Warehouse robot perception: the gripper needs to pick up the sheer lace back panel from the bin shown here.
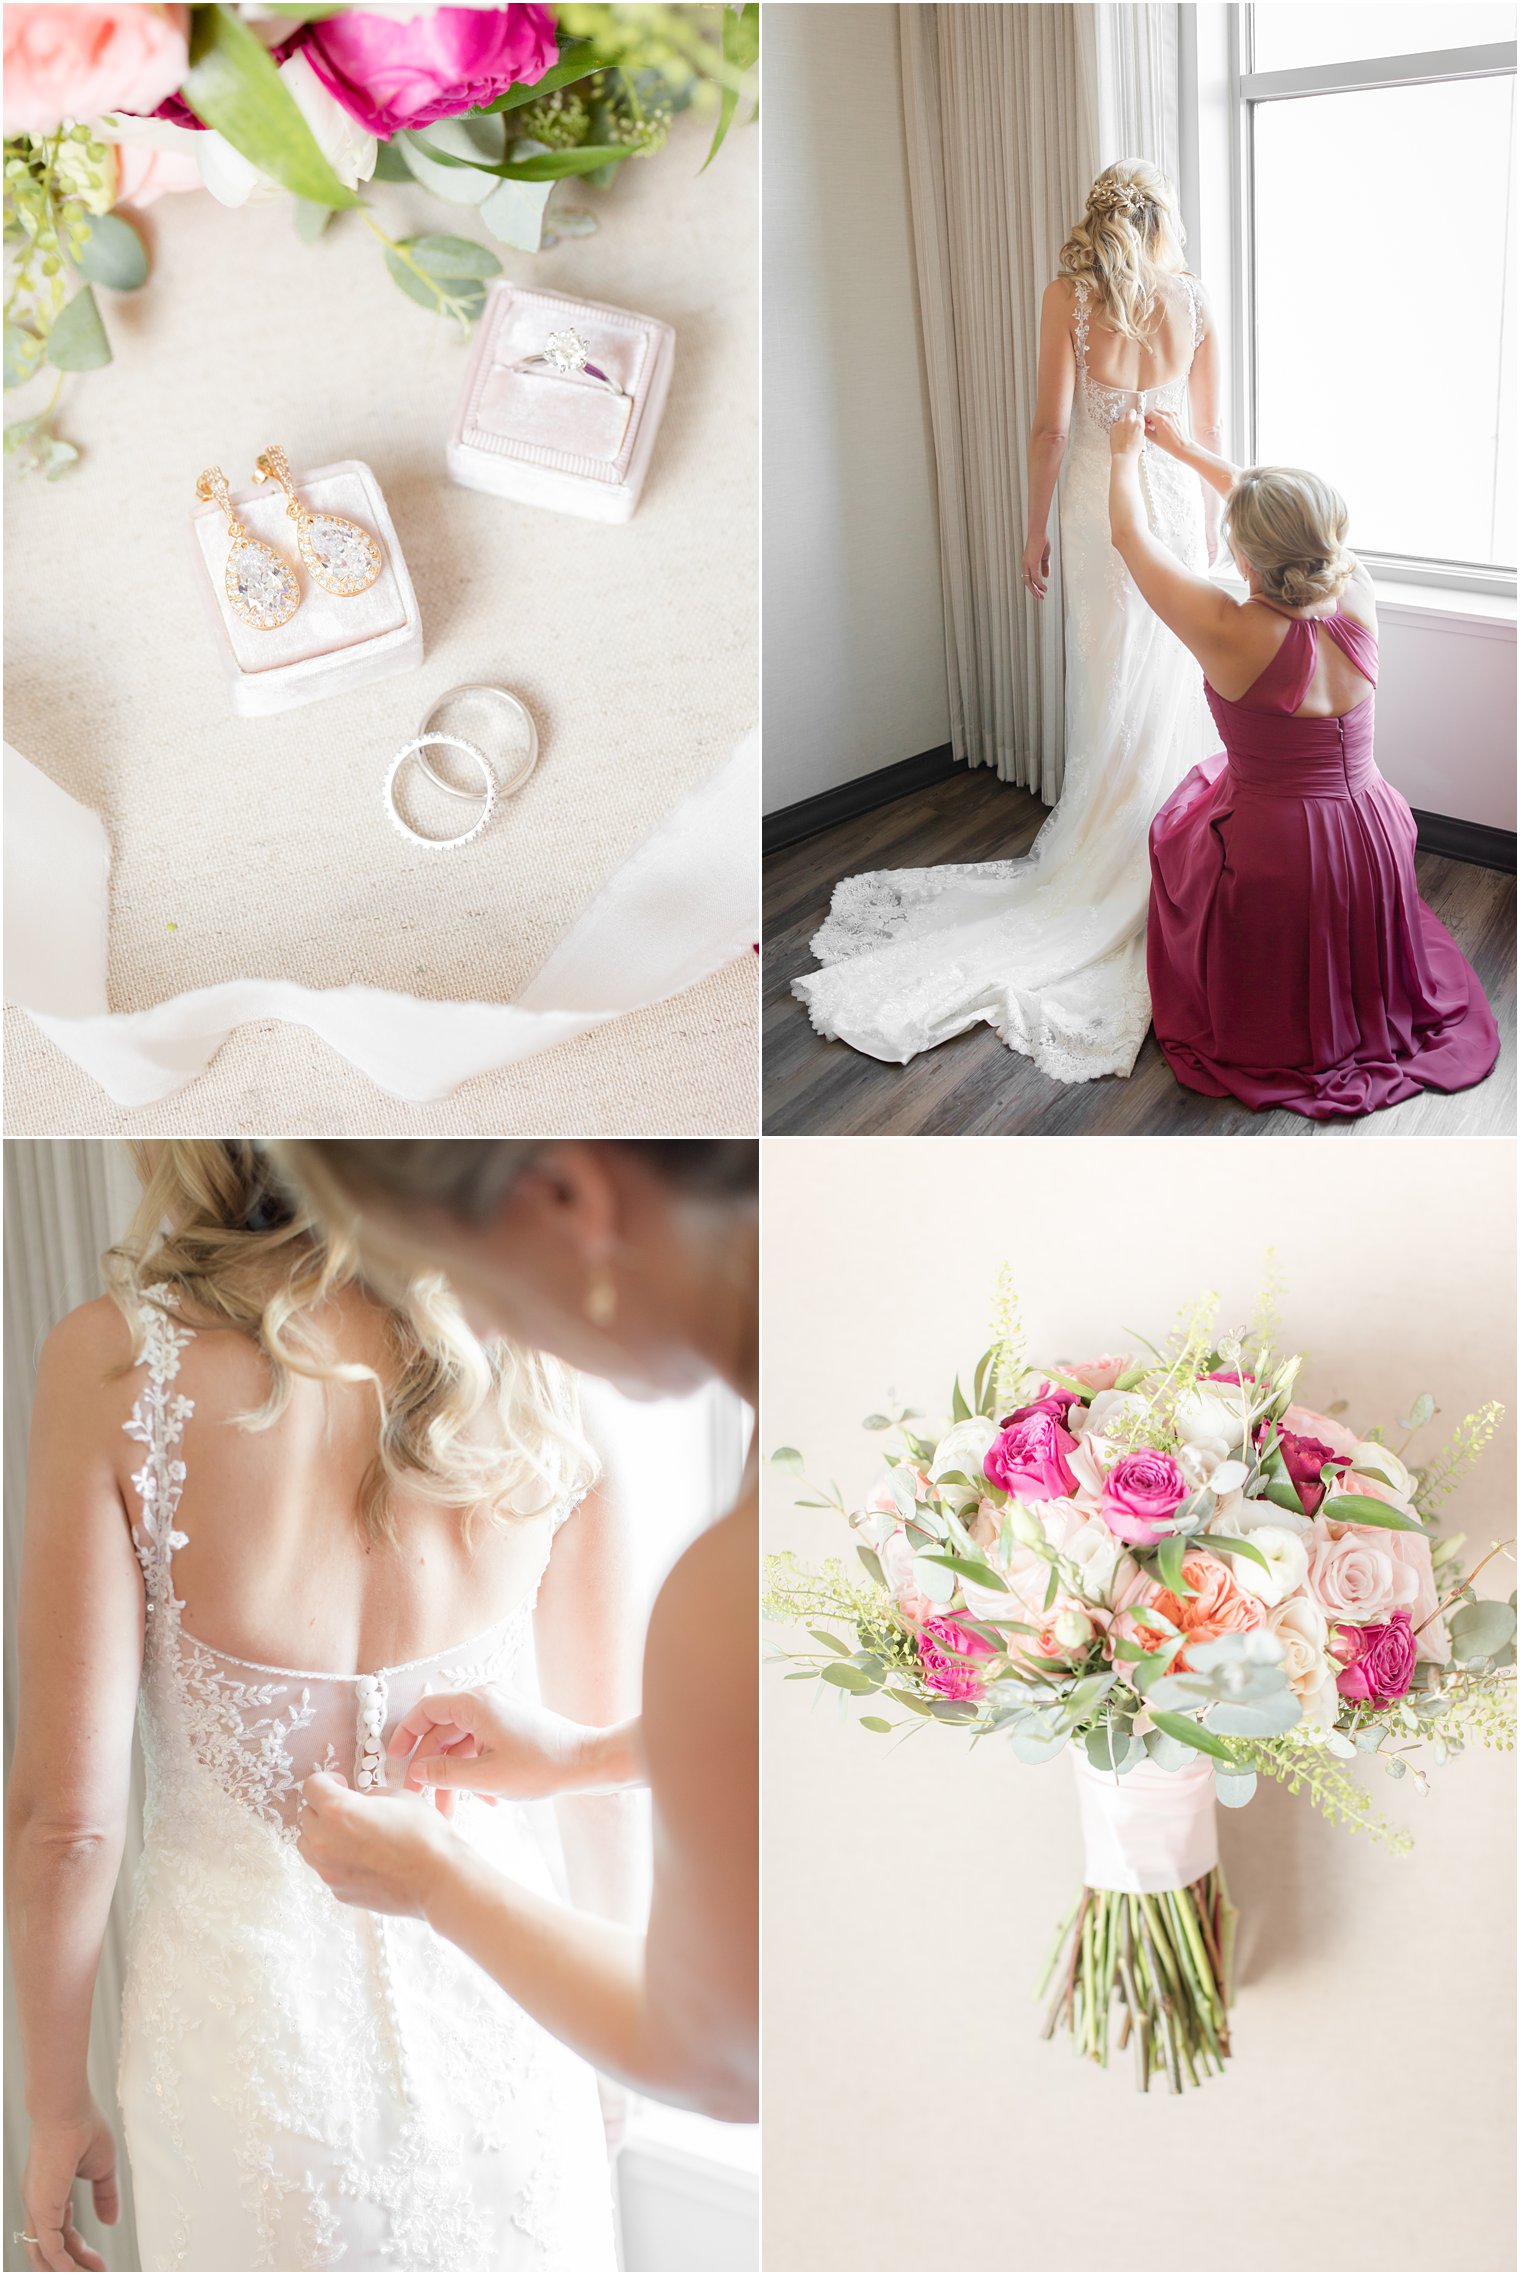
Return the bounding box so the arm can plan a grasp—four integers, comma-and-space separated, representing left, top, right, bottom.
127, 1290, 550, 1835
1072, 274, 1201, 430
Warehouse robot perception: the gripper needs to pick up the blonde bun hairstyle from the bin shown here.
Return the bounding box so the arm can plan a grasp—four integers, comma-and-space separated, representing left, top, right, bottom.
1227, 467, 1356, 610
1058, 159, 1188, 343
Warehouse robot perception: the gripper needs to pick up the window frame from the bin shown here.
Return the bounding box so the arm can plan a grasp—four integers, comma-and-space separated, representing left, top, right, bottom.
1228, 8, 1518, 596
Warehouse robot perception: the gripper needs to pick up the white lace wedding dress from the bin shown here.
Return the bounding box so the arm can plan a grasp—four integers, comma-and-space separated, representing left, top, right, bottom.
793, 275, 1214, 1083
114, 1293, 617, 2273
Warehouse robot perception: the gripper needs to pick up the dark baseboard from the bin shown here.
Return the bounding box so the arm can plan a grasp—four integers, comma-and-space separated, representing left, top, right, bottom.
766, 747, 1518, 879
1410, 809, 1516, 874
763, 744, 958, 855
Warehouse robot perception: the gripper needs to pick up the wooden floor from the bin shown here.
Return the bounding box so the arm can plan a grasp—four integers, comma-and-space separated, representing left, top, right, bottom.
763, 769, 1517, 1137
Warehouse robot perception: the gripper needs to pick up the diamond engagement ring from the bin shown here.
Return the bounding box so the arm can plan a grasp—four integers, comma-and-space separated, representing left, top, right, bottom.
510, 327, 624, 396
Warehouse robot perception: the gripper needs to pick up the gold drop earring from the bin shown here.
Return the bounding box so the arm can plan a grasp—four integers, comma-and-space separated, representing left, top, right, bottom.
253, 443, 384, 598
585, 1264, 618, 1329
196, 465, 301, 630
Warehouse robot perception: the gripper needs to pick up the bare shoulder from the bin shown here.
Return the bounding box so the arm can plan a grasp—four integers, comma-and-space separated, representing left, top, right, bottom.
1044, 273, 1080, 315
37, 1293, 134, 1395
644, 1492, 756, 1743
30, 1296, 140, 1485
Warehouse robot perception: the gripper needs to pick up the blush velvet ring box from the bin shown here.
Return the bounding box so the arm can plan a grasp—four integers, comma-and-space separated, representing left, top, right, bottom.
189, 459, 423, 718
447, 281, 675, 523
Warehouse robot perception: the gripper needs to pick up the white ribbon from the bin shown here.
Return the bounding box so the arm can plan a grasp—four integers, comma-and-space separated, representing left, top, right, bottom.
4, 732, 757, 1108
1070, 1752, 1219, 1894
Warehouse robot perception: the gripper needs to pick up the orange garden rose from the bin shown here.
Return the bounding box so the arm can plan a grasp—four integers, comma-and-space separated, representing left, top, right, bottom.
1149, 1548, 1266, 1665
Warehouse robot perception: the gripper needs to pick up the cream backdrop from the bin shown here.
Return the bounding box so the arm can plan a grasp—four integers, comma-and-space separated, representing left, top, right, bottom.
3, 111, 756, 1136
762, 1137, 1517, 2275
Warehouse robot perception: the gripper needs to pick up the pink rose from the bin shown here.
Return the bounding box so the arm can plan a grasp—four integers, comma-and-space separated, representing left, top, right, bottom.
1058, 1354, 1133, 1393
1151, 1550, 1267, 1665
917, 1616, 995, 1702
984, 1409, 1078, 1502
1272, 1427, 1348, 1518
1003, 1388, 1082, 1427
3, 4, 189, 137
113, 139, 200, 206
302, 5, 557, 138
876, 1528, 938, 1627
1097, 1450, 1188, 1548
1305, 1519, 1415, 1626
1325, 1489, 1446, 1659
1335, 1610, 1417, 1703
1281, 1402, 1361, 1462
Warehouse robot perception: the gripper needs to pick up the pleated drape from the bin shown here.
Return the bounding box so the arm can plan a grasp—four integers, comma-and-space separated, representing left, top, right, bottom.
4, 1143, 144, 2273
899, 4, 1180, 800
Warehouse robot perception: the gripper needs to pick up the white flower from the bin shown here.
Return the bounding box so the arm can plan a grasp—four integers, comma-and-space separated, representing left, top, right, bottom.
1346, 1440, 1418, 1505
1228, 1493, 1314, 1539
1221, 1521, 1309, 1607
1070, 1388, 1148, 1440
1173, 1384, 1251, 1459
195, 51, 377, 207
929, 1417, 997, 1511
1267, 1597, 1339, 1727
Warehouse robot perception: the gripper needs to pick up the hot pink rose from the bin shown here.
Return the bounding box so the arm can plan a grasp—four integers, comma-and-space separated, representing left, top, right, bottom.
983, 1409, 1078, 1502
1097, 1450, 1188, 1548
1151, 1550, 1267, 1665
1323, 1491, 1447, 1659
3, 4, 189, 137
1272, 1427, 1348, 1518
1002, 1387, 1082, 1427
917, 1616, 995, 1702
1058, 1354, 1133, 1393
1281, 1402, 1361, 1462
302, 5, 557, 138
1335, 1609, 1417, 1703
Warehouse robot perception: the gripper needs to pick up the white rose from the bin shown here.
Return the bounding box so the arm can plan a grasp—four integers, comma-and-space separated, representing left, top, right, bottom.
1223, 1521, 1309, 1607
929, 1417, 998, 1511
1228, 1493, 1314, 1539
1173, 1385, 1250, 1458
1071, 1389, 1148, 1440
1055, 1512, 1126, 1606
1269, 1597, 1339, 1726
195, 51, 378, 207
1346, 1440, 1418, 1505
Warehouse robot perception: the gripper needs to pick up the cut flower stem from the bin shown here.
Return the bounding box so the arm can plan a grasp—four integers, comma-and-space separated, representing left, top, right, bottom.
1037, 1868, 1236, 2092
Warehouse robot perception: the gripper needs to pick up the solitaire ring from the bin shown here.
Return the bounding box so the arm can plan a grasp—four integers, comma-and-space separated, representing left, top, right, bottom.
510, 327, 624, 397
384, 733, 495, 850
418, 683, 540, 800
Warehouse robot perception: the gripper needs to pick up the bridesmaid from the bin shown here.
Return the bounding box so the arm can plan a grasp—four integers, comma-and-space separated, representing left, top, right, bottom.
1106, 408, 1499, 1119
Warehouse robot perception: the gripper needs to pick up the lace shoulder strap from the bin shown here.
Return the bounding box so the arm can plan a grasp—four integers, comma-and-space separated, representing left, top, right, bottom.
1184, 273, 1204, 351
1071, 276, 1091, 371
123, 1285, 195, 1600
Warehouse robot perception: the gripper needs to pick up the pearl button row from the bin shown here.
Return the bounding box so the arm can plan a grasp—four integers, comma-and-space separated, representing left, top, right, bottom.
355, 1671, 389, 1791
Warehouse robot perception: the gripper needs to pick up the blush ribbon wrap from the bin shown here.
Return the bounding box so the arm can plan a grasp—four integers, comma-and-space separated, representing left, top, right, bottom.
1070, 1753, 1219, 1895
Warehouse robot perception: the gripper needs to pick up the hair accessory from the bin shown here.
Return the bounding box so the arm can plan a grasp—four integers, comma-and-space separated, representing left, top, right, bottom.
195, 465, 301, 630
509, 326, 626, 399
383, 734, 496, 850
1090, 179, 1141, 217
585, 1265, 618, 1328
416, 682, 540, 801
253, 443, 384, 598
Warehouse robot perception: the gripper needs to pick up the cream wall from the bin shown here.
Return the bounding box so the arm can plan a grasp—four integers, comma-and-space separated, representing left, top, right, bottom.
762, 1136, 1517, 2274
762, 3, 951, 814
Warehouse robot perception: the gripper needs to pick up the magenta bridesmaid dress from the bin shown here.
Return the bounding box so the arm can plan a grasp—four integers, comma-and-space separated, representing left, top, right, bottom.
1146, 607, 1500, 1118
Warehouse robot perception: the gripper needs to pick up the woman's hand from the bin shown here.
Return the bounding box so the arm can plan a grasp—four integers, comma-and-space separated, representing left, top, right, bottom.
1142, 407, 1188, 458
1020, 533, 1052, 600
1109, 406, 1146, 460
297, 1774, 455, 1918
21, 2106, 118, 2274
388, 1684, 587, 1806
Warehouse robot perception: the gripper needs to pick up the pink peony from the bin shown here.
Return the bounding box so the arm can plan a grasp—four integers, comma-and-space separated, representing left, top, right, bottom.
917, 1616, 995, 1701
302, 5, 557, 138
1281, 1402, 1361, 1462
1097, 1450, 1189, 1548
1058, 1354, 1133, 1393
3, 4, 189, 137
983, 1409, 1078, 1502
1272, 1427, 1348, 1518
1335, 1609, 1417, 1703
1150, 1550, 1267, 1664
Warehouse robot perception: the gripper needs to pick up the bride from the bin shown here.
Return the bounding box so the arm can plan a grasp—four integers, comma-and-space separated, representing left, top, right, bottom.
794, 159, 1221, 1084
7, 1143, 627, 2272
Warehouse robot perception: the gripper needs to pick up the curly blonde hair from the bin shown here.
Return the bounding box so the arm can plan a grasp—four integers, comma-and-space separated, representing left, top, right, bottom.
1227, 467, 1357, 610
105, 1141, 596, 1546
1058, 158, 1189, 345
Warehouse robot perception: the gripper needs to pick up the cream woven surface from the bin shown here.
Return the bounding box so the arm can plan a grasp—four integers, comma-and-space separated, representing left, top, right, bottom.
3, 112, 757, 1136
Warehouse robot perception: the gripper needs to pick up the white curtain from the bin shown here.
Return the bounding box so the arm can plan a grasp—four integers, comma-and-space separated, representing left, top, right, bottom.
4, 1141, 144, 2273
899, 3, 1181, 799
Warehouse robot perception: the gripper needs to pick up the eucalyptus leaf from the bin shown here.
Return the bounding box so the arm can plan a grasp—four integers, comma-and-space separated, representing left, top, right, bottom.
370, 139, 414, 182
807, 1630, 853, 1658
860, 1717, 893, 1734
820, 1662, 880, 1694
46, 288, 111, 373
1143, 1726, 1196, 1771
411, 135, 630, 182
1205, 1692, 1301, 1738
293, 199, 333, 244
862, 1415, 892, 1432
1012, 1728, 1069, 1765
770, 1448, 803, 1474
182, 4, 360, 207
911, 1553, 957, 1607
855, 1545, 886, 1591
397, 116, 507, 206
3, 322, 42, 390
1448, 1598, 1517, 1662
1398, 1393, 1436, 1432
1213, 1768, 1257, 1808
75, 211, 149, 290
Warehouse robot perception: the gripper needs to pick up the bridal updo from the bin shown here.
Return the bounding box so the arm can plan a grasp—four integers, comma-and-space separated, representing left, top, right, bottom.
1059, 159, 1188, 344
106, 1141, 595, 1544
1227, 467, 1357, 610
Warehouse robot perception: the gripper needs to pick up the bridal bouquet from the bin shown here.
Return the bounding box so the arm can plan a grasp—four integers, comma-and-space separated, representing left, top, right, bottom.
3, 1, 757, 475
764, 1278, 1515, 2093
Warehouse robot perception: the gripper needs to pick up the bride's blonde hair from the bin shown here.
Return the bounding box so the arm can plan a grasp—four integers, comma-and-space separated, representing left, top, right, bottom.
105, 1141, 595, 1545
1227, 467, 1357, 610
1059, 159, 1188, 344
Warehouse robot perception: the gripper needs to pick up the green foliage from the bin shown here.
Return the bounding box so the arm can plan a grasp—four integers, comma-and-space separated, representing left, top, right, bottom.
1414, 1403, 1505, 1519
1245, 1734, 1414, 1854
182, 4, 360, 207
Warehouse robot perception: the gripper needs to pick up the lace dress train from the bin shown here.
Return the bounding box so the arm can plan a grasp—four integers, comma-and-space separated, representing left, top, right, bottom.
115, 1295, 618, 2273
793, 276, 1215, 1083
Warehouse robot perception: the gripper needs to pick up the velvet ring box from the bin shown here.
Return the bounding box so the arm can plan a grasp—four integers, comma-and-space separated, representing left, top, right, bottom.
189, 459, 422, 718
447, 281, 675, 523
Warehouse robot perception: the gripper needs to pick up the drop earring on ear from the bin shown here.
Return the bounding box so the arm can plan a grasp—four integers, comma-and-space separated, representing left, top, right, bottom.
585, 1265, 618, 1329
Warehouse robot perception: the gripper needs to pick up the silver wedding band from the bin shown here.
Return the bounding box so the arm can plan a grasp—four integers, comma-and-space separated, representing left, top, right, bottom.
384, 734, 496, 850
418, 684, 539, 800
383, 686, 540, 851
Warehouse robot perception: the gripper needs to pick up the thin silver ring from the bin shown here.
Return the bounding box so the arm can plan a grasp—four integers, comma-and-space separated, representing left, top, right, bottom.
384, 733, 494, 850
418, 684, 539, 800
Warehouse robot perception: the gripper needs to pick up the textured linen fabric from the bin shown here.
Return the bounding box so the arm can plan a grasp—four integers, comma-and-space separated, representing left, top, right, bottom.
3, 113, 757, 1135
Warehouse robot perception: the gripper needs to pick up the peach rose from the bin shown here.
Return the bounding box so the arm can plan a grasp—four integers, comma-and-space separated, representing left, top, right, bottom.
3, 5, 189, 138
1149, 1548, 1266, 1666
1058, 1354, 1134, 1393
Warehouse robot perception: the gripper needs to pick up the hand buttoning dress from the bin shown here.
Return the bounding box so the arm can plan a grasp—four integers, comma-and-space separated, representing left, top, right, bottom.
792, 276, 1215, 1082
114, 1292, 618, 2273
1146, 605, 1500, 1116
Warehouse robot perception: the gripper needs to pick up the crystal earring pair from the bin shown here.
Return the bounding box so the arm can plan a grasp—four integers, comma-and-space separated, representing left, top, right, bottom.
195, 446, 385, 631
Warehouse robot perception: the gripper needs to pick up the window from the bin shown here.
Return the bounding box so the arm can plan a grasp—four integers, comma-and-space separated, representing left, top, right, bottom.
1237, 4, 1516, 587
